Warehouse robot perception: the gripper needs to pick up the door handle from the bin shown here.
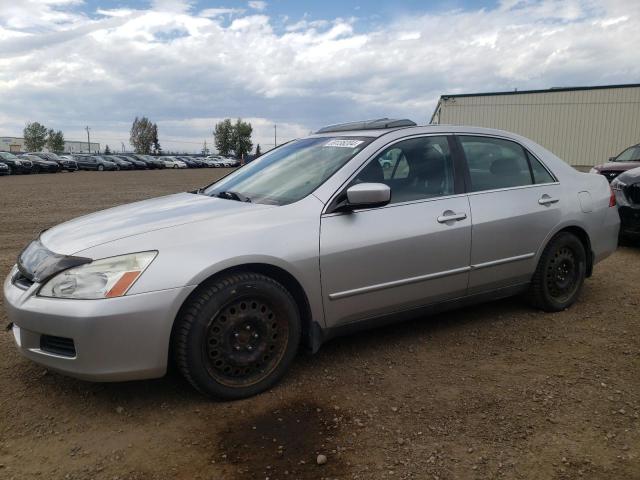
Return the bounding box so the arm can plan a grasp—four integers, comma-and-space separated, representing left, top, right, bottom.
437, 211, 467, 223
538, 195, 559, 206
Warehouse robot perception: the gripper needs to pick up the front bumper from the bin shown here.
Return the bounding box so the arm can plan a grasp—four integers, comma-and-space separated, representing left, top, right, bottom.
14, 165, 32, 173
62, 162, 78, 171
3, 270, 196, 381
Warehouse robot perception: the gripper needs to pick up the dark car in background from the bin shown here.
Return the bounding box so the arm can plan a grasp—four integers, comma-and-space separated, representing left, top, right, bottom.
131, 154, 165, 169
590, 143, 640, 182
0, 162, 9, 175
0, 152, 32, 174
116, 155, 147, 169
72, 154, 118, 171
30, 152, 78, 172
101, 155, 134, 170
175, 156, 198, 168
611, 166, 640, 239
19, 154, 59, 173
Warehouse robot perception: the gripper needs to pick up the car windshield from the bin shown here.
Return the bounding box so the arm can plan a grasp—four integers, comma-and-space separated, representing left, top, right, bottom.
202, 136, 372, 205
615, 146, 640, 162
1, 152, 18, 160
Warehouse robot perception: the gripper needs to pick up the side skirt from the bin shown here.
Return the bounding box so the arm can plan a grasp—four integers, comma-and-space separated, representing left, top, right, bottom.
308, 283, 529, 353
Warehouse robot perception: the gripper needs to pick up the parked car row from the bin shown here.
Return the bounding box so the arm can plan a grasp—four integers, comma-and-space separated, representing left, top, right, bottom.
0, 152, 240, 175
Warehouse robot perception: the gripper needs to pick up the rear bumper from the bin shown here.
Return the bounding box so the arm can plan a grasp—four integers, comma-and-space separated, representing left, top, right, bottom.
591, 205, 620, 264
3, 269, 196, 381
619, 206, 640, 235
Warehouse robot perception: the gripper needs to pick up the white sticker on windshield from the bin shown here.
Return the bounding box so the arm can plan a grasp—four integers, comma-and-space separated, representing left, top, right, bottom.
324, 139, 364, 148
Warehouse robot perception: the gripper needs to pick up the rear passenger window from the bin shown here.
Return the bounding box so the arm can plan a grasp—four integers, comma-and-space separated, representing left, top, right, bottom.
459, 136, 533, 192
527, 152, 555, 184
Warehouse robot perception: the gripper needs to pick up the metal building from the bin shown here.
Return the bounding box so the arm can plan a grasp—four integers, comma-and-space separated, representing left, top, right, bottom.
0, 136, 100, 154
430, 83, 640, 169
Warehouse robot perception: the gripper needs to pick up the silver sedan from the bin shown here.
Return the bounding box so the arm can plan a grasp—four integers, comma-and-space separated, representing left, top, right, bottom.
4, 119, 619, 399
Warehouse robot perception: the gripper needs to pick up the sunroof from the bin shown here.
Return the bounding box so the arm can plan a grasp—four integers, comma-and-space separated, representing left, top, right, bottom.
316, 118, 417, 134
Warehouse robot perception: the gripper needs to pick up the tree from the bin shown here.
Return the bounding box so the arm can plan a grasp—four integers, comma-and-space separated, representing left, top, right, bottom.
129, 116, 155, 154
232, 118, 253, 159
255, 144, 261, 157
213, 119, 234, 156
104, 145, 111, 155
152, 123, 162, 155
23, 122, 48, 152
46, 129, 65, 153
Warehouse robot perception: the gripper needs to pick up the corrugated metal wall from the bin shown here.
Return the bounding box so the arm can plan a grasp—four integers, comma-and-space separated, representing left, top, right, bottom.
433, 86, 640, 167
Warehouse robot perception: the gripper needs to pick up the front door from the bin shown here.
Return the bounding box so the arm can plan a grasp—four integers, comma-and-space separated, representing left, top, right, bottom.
320, 135, 472, 328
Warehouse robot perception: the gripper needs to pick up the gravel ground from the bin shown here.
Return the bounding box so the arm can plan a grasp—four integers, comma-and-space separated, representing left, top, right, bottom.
0, 170, 638, 480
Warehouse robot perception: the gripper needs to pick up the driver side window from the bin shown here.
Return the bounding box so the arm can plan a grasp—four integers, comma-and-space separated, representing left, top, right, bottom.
351, 136, 455, 205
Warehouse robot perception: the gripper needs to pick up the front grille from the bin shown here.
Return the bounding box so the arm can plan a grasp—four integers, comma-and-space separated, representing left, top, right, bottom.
625, 184, 640, 205
600, 170, 621, 182
40, 335, 76, 357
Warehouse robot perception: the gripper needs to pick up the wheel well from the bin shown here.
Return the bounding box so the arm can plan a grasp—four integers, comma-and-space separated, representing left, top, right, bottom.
557, 226, 593, 277
171, 263, 315, 355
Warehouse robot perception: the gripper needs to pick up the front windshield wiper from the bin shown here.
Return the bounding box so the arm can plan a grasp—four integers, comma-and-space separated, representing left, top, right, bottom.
216, 191, 252, 203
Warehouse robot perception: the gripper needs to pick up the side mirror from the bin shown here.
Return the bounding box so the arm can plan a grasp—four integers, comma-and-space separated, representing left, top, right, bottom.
345, 183, 391, 209
608, 157, 616, 162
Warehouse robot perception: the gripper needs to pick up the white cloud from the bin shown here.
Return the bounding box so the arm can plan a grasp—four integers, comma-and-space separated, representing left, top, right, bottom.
248, 1, 267, 11
0, 0, 639, 152
200, 8, 245, 18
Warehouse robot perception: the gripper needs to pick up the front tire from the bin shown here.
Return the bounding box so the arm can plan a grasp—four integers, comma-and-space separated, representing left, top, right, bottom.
527, 232, 586, 312
97, 164, 104, 171
173, 272, 301, 400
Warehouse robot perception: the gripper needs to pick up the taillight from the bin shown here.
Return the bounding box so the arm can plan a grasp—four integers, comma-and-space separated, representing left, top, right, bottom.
609, 185, 616, 207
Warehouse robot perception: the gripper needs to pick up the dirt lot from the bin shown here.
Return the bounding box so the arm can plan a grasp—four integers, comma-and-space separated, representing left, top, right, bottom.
0, 170, 639, 480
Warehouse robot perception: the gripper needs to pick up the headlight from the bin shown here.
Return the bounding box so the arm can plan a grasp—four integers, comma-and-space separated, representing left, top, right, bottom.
39, 251, 157, 299
589, 167, 598, 174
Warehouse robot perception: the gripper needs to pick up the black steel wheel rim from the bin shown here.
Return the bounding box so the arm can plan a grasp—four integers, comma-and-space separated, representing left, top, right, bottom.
202, 296, 289, 387
546, 246, 580, 302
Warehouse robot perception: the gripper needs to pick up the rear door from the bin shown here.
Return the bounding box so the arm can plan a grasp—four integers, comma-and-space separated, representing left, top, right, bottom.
456, 135, 562, 293
320, 135, 472, 328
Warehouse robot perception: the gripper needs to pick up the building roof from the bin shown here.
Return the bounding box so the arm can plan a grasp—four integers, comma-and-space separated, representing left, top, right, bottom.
438, 82, 640, 100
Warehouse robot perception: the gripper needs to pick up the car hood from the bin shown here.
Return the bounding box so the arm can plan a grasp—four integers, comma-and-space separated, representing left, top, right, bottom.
40, 192, 275, 255
594, 161, 640, 172
616, 166, 640, 184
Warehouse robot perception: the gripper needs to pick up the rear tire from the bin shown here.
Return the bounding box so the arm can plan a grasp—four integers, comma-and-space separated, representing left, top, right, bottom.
526, 232, 586, 312
173, 272, 301, 400
97, 164, 104, 171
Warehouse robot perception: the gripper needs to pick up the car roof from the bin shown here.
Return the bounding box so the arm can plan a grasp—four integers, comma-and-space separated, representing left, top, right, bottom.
308, 123, 540, 140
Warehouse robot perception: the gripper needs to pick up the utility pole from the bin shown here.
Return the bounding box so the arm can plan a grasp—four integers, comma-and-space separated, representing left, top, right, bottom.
274, 124, 277, 148
121, 142, 125, 153
85, 126, 91, 153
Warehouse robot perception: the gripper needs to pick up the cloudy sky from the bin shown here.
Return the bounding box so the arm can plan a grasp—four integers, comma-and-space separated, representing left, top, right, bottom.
0, 0, 638, 153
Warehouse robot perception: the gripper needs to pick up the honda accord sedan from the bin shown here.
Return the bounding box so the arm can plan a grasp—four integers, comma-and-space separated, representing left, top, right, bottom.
4, 119, 619, 400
